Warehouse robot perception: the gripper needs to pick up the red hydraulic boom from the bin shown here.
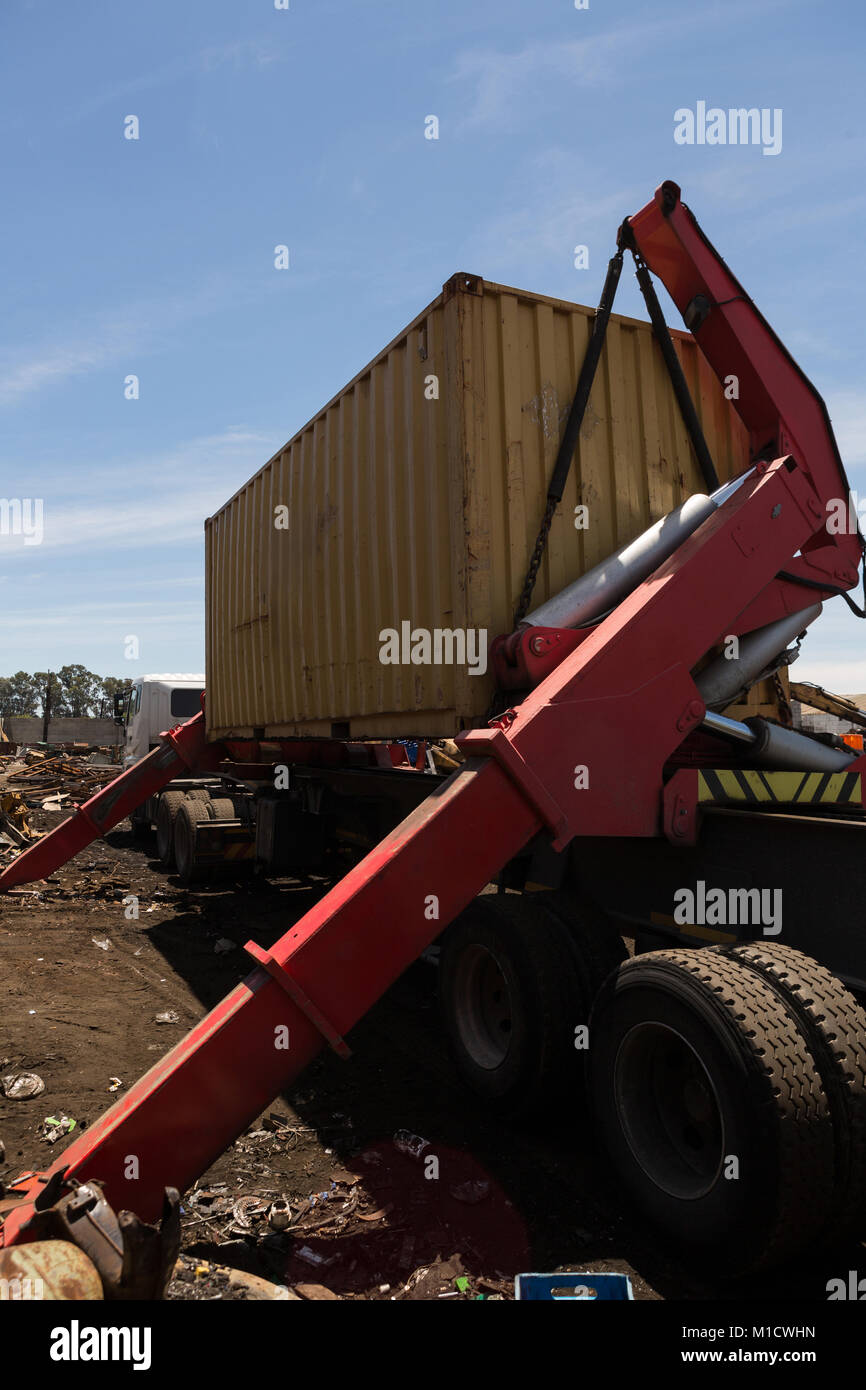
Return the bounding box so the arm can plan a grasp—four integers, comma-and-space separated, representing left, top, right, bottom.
3, 183, 863, 1289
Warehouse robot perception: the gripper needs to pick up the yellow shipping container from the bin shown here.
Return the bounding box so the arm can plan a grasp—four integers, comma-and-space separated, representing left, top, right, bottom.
205, 272, 752, 742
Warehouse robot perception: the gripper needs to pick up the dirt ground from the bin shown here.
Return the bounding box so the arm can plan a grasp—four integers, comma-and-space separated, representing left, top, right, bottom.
1, 810, 862, 1302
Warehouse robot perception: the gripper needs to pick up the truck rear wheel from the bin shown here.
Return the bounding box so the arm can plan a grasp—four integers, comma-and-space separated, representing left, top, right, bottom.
716, 942, 866, 1240
155, 791, 187, 867
439, 891, 624, 1117
173, 799, 212, 884
588, 949, 835, 1271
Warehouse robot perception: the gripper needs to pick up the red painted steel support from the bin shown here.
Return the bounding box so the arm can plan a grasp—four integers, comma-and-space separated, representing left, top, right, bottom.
0, 713, 223, 891
2, 756, 540, 1235
2, 185, 861, 1248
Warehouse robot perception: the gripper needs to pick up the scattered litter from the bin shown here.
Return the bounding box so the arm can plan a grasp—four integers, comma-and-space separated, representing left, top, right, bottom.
449, 1178, 490, 1204
357, 1206, 390, 1223
228, 1268, 297, 1300
154, 1010, 180, 1025
229, 1196, 268, 1232
296, 1245, 333, 1268
402, 1255, 466, 1301
42, 1115, 76, 1144
268, 1198, 292, 1231
108, 1076, 122, 1092
379, 1283, 391, 1294
1, 1071, 45, 1100
91, 936, 111, 951
0, 792, 32, 844
393, 1129, 431, 1161
290, 1185, 359, 1235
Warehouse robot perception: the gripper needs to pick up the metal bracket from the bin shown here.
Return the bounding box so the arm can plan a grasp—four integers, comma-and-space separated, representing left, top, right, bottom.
245, 941, 352, 1059
457, 721, 572, 850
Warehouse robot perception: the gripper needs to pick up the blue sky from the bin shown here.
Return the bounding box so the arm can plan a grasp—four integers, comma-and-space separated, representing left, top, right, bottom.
0, 0, 864, 690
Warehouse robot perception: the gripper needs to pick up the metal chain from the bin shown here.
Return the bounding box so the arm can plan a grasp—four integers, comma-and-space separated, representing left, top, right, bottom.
513, 495, 559, 627
773, 670, 794, 729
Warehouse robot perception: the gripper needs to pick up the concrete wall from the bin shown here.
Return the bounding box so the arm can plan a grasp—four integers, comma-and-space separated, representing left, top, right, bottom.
791, 701, 861, 737
2, 716, 122, 746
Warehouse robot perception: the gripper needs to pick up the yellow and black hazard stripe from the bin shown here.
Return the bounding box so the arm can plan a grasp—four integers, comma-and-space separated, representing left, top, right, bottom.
696, 768, 862, 807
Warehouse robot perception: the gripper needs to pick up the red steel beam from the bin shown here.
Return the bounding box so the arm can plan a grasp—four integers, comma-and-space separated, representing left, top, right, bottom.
0, 713, 222, 891
2, 756, 539, 1235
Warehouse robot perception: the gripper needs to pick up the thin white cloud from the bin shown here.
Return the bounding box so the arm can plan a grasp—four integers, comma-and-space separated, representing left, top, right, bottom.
71, 39, 284, 122
796, 658, 866, 696
461, 155, 639, 274
199, 39, 282, 71
448, 0, 798, 132
827, 390, 866, 470
0, 600, 203, 632
0, 427, 280, 557
0, 281, 233, 406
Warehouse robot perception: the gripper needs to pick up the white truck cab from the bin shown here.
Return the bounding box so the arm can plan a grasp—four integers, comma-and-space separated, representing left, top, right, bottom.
115, 674, 205, 768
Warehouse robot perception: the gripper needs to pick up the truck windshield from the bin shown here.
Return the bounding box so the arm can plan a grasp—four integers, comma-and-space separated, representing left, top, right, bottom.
170, 688, 204, 718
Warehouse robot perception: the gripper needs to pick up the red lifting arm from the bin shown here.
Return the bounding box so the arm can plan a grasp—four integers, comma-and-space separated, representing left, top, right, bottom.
4, 185, 862, 1255
0, 712, 223, 891
623, 180, 863, 632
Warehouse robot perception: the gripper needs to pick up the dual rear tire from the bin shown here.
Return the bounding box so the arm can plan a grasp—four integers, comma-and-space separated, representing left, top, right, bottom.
439, 893, 866, 1271
587, 946, 863, 1270
155, 790, 239, 878
439, 891, 625, 1117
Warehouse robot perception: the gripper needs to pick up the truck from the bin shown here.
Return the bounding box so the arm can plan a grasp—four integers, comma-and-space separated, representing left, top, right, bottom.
2, 180, 865, 1298
114, 675, 206, 770
112, 674, 218, 861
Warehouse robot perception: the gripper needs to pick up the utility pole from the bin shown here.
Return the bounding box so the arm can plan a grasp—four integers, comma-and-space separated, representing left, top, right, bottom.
42, 671, 52, 745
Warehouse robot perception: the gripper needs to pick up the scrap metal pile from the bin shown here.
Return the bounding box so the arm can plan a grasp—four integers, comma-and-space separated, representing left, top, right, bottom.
0, 749, 118, 858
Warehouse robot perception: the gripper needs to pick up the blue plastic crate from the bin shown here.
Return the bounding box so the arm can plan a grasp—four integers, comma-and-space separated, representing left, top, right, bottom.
515, 1272, 634, 1301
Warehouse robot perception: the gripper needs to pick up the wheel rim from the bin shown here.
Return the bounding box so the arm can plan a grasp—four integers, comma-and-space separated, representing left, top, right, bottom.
453, 943, 513, 1070
614, 1022, 725, 1200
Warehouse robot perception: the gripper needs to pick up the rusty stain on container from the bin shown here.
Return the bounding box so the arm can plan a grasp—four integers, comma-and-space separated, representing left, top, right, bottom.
205, 274, 752, 741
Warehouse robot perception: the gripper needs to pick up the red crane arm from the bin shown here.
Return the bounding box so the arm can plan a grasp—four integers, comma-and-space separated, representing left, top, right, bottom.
624, 181, 863, 628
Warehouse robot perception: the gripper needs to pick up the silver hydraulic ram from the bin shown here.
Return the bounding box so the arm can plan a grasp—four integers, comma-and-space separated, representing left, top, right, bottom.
702, 710, 856, 773
695, 603, 822, 710
522, 469, 755, 631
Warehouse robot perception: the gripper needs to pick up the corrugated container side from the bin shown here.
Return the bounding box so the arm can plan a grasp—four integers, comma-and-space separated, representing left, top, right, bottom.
205, 276, 752, 741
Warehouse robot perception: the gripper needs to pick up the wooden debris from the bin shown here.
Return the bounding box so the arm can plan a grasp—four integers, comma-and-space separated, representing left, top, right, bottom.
0, 749, 116, 804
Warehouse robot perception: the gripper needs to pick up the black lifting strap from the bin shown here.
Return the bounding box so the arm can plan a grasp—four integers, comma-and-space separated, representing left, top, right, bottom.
513, 232, 722, 627
513, 246, 625, 626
